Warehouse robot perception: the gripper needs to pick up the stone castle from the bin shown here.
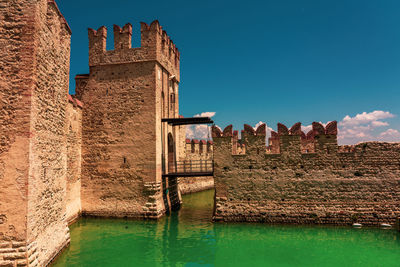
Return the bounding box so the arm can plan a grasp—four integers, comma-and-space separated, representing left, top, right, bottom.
1, 1, 399, 266
212, 123, 400, 224
0, 0, 211, 265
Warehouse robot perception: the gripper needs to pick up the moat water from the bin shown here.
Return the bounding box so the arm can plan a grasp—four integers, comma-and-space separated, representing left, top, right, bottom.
53, 189, 400, 266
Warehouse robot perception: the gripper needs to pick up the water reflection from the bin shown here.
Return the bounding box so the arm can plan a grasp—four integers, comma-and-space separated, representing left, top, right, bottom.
53, 190, 400, 267
158, 190, 216, 266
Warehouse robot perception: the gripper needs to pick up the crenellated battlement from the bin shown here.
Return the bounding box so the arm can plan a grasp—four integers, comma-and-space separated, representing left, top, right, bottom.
185, 139, 213, 156
88, 21, 180, 81
88, 26, 107, 64
113, 23, 132, 50
47, 0, 72, 34
213, 121, 400, 224
140, 21, 180, 60
212, 121, 339, 156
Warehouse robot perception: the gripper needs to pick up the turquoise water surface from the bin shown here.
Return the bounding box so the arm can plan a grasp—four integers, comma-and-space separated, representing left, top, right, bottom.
53, 190, 400, 266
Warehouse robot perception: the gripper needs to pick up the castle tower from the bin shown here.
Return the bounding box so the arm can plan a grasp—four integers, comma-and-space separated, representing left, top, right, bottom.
76, 21, 181, 218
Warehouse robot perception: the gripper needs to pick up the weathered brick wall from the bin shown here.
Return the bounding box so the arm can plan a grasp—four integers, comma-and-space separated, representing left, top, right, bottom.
178, 139, 214, 194
0, 1, 34, 265
176, 125, 186, 160
212, 122, 400, 226
26, 1, 71, 265
80, 21, 180, 219
80, 60, 158, 218
66, 96, 82, 224
0, 0, 71, 266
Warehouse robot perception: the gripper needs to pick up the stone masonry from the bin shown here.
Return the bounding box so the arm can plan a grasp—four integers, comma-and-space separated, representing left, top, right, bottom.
66, 96, 83, 225
75, 20, 181, 219
2, 0, 400, 266
212, 122, 400, 225
1, 0, 186, 265
178, 139, 214, 195
0, 0, 72, 266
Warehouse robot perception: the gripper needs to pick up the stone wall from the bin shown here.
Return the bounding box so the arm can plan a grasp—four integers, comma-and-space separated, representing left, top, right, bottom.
79, 21, 180, 219
27, 1, 71, 265
0, 0, 34, 264
66, 96, 83, 224
178, 139, 214, 194
0, 0, 72, 266
176, 123, 187, 161
179, 176, 214, 195
212, 122, 400, 226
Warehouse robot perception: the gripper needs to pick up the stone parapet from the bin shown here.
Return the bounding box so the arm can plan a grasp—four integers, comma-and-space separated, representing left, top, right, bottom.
88, 21, 179, 81
177, 139, 214, 194
212, 123, 400, 225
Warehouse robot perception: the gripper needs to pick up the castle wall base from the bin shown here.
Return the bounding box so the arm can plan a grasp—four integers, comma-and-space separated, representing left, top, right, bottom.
212, 124, 400, 226
0, 230, 70, 267
214, 200, 400, 226
179, 177, 214, 195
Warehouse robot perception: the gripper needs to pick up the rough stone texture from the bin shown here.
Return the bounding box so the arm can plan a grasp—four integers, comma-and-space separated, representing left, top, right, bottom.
26, 1, 71, 265
213, 122, 400, 226
179, 177, 214, 195
0, 2, 190, 264
66, 96, 82, 224
0, 0, 71, 266
178, 139, 214, 195
79, 21, 181, 219
0, 1, 32, 264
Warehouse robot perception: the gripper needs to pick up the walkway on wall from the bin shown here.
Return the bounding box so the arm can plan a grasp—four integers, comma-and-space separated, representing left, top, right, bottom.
162, 116, 214, 213
162, 160, 214, 178
162, 116, 214, 179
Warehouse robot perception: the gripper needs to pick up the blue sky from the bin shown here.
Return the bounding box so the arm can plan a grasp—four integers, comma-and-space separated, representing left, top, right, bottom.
58, 0, 400, 144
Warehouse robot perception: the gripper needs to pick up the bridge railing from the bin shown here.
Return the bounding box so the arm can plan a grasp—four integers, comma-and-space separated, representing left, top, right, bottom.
168, 159, 214, 174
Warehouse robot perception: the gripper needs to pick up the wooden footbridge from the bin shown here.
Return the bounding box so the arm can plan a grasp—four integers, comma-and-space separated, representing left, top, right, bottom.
161, 116, 214, 212
162, 116, 214, 178
163, 160, 214, 178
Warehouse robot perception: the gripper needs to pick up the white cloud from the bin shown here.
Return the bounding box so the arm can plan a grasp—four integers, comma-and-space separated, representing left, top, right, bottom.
301, 124, 312, 133
380, 128, 400, 137
371, 121, 389, 127
356, 132, 366, 138
186, 112, 215, 139
186, 124, 211, 139
378, 129, 400, 142
338, 110, 398, 144
186, 125, 195, 139
339, 111, 394, 126
194, 112, 216, 118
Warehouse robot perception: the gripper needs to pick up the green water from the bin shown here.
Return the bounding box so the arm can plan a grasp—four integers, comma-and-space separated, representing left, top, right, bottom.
54, 190, 400, 266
